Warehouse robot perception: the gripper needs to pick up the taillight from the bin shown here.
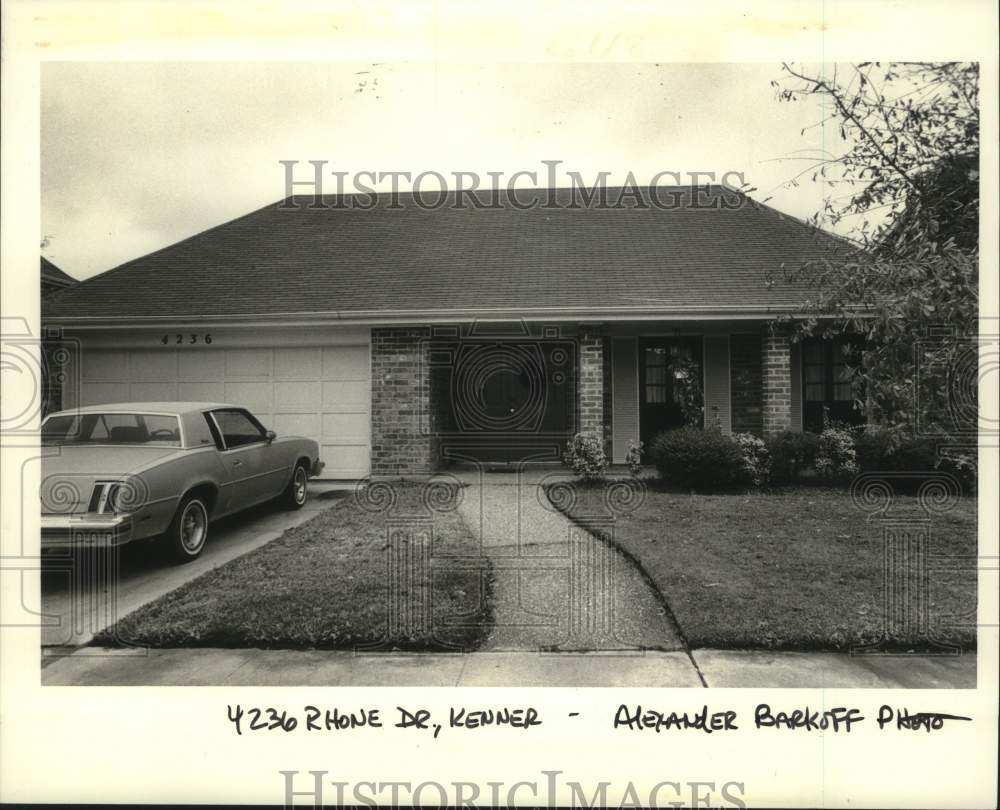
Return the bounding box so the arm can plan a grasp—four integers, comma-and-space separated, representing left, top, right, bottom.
89, 482, 122, 514
88, 477, 147, 515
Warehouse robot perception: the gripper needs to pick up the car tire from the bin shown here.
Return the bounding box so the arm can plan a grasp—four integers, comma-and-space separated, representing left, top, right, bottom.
166, 494, 210, 562
282, 462, 309, 510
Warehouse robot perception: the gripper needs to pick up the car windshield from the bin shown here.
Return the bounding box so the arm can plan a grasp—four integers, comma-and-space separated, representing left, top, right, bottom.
42, 413, 182, 446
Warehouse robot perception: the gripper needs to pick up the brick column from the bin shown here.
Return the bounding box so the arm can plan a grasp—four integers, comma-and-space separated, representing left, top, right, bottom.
761, 326, 792, 436
371, 327, 435, 476
578, 326, 605, 437
601, 336, 613, 452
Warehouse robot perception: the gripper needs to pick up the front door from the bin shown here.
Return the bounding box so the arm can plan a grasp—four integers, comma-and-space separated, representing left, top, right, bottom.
639, 337, 703, 446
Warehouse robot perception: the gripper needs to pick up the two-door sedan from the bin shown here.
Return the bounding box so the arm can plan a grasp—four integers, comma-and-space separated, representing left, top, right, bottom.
40, 402, 324, 561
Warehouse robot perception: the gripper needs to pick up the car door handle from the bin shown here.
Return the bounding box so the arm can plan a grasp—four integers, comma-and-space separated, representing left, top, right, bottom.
232, 460, 243, 468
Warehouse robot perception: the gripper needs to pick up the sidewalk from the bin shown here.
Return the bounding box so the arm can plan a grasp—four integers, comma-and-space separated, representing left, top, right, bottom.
42, 645, 976, 687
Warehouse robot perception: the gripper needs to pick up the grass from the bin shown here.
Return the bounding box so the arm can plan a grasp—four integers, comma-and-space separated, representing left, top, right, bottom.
549, 483, 977, 652
96, 484, 493, 651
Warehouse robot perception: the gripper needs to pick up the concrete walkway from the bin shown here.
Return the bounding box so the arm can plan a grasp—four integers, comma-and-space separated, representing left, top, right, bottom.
40, 483, 348, 650
453, 468, 681, 652
42, 646, 976, 687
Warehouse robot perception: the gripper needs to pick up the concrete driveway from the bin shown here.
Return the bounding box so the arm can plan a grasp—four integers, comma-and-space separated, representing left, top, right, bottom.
40, 483, 347, 652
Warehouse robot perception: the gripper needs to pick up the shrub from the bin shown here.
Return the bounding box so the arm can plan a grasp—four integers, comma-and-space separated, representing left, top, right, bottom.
648, 426, 745, 490
893, 435, 939, 471
562, 432, 608, 482
766, 430, 821, 483
733, 432, 772, 487
854, 425, 977, 493
852, 425, 899, 472
624, 439, 644, 477
854, 425, 943, 471
815, 423, 859, 481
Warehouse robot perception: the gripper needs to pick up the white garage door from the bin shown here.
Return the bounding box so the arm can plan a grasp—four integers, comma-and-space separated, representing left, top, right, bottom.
75, 343, 370, 479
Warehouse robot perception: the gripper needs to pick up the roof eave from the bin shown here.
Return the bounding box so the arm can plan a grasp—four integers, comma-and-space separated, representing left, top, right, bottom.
42, 305, 875, 329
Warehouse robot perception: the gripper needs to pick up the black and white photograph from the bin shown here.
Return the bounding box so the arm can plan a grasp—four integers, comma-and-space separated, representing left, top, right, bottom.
2, 2, 997, 807
33, 59, 984, 687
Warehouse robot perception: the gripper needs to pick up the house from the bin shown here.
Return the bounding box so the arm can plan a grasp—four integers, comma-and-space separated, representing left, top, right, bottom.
41, 257, 77, 298
40, 185, 861, 479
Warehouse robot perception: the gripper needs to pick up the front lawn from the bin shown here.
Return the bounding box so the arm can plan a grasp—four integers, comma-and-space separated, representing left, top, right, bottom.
550, 485, 977, 652
97, 484, 493, 651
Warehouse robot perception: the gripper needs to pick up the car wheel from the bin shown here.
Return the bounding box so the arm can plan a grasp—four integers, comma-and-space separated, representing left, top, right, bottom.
283, 462, 309, 510
167, 494, 210, 562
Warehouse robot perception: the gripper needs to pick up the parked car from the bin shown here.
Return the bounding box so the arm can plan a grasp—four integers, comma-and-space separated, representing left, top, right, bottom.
40, 402, 325, 561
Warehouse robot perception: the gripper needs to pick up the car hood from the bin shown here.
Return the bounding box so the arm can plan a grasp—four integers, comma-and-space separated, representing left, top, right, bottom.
40, 445, 183, 514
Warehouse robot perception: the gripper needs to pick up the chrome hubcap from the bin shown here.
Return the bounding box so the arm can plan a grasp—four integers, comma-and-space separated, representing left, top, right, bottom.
180, 502, 207, 551
294, 469, 307, 504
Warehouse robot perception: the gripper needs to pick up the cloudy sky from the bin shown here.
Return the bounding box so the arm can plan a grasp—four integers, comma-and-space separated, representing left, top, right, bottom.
42, 62, 846, 280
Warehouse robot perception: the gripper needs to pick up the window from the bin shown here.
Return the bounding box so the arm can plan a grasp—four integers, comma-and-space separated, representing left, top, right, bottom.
212, 409, 267, 449
639, 337, 704, 447
804, 343, 826, 402
832, 347, 853, 402
802, 338, 865, 431
41, 413, 181, 446
644, 346, 668, 404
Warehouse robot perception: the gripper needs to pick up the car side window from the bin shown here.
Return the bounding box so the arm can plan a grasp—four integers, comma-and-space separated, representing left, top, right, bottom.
203, 413, 225, 450
212, 409, 267, 449
88, 415, 111, 440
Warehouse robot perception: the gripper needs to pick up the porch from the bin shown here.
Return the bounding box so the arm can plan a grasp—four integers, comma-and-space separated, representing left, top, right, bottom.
370, 321, 862, 475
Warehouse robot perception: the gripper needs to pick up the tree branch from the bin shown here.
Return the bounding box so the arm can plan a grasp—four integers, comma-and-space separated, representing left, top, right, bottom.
781, 63, 923, 196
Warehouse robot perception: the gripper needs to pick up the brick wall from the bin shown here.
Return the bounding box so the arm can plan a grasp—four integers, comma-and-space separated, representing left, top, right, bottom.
601, 336, 613, 454
370, 327, 436, 476
761, 327, 792, 435
578, 328, 605, 438
730, 333, 763, 435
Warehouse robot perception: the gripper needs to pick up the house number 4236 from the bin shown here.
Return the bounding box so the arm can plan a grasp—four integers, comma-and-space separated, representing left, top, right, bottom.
161, 333, 213, 345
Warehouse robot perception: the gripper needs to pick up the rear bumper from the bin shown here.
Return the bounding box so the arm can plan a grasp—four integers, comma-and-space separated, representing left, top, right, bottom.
310, 458, 325, 477
41, 514, 133, 549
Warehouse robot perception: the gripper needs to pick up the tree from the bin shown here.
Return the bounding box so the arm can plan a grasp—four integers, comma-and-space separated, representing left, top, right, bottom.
771, 62, 979, 436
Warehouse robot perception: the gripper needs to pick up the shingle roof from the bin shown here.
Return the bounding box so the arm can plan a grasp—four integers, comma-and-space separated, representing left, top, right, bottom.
42, 185, 854, 322
40, 257, 77, 288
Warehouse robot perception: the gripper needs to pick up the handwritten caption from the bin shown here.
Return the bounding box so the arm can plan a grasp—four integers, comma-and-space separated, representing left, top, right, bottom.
224, 703, 970, 737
